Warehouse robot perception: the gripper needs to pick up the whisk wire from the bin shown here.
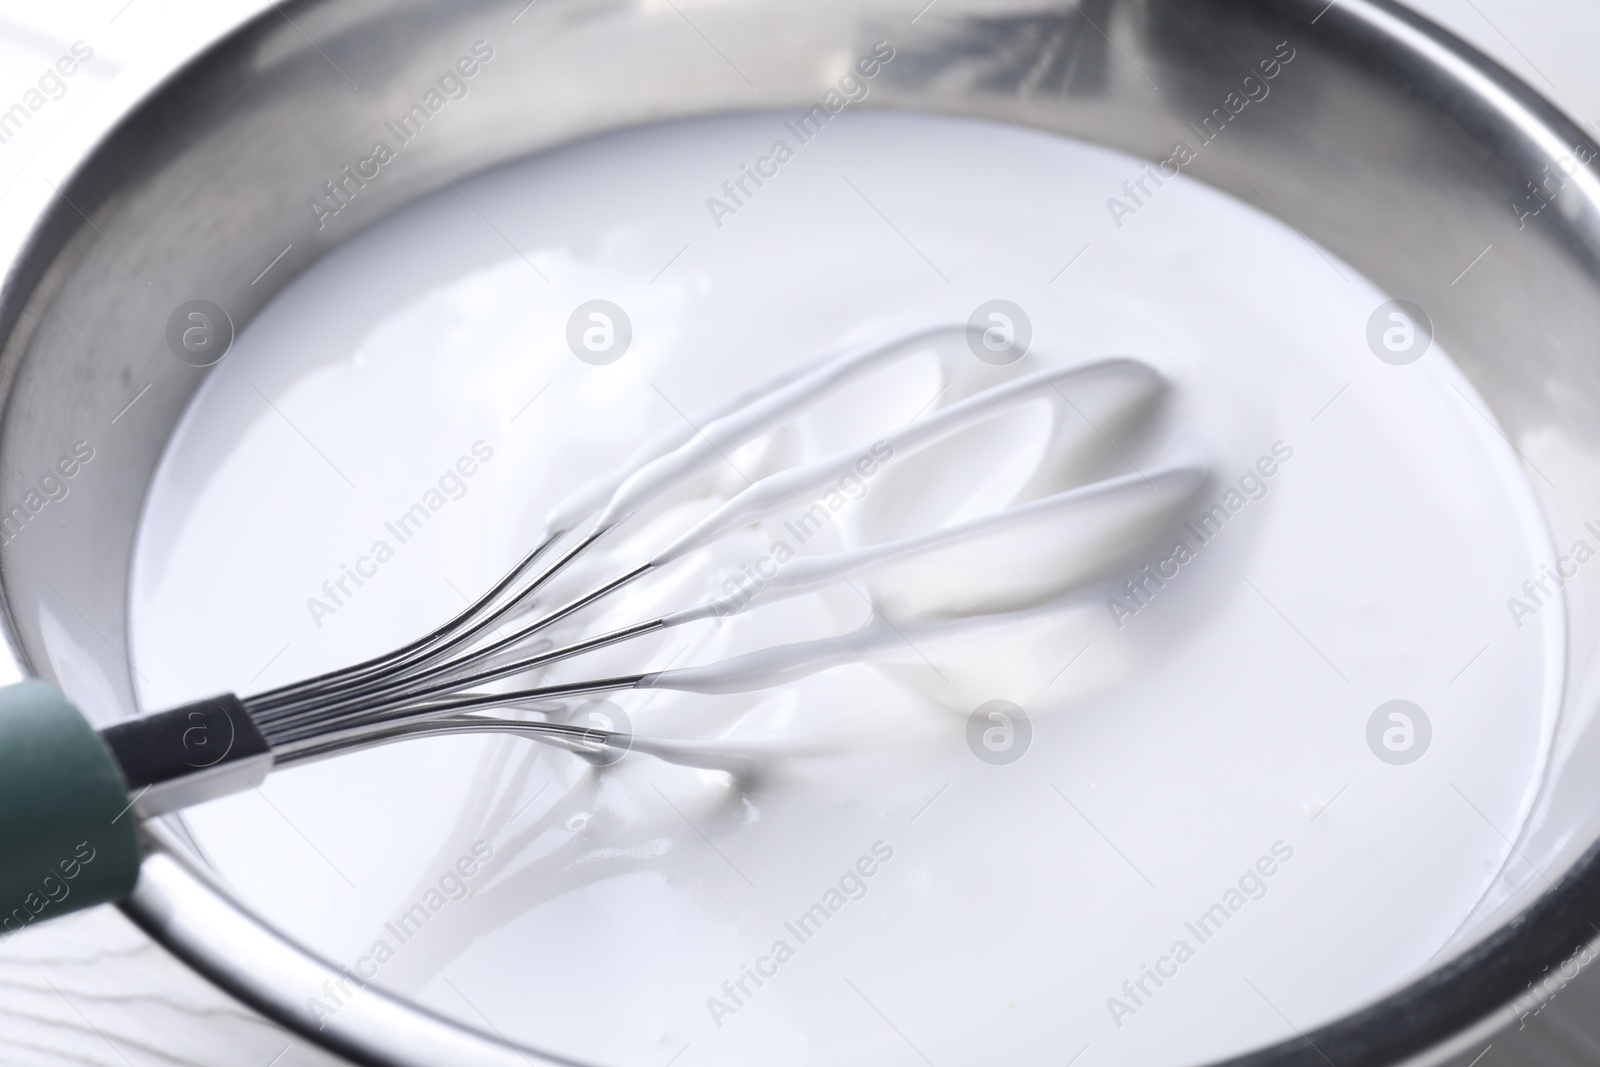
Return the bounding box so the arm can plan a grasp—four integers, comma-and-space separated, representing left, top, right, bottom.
236, 328, 1198, 773
248, 529, 564, 711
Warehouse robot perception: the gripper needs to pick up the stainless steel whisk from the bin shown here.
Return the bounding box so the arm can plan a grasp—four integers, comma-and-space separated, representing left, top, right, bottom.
111, 325, 1202, 815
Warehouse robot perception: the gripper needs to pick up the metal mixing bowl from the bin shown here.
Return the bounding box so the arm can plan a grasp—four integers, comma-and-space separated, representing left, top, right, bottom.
2, 0, 1598, 1063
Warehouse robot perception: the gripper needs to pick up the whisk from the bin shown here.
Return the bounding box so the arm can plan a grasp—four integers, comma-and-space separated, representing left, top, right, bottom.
0, 325, 1204, 924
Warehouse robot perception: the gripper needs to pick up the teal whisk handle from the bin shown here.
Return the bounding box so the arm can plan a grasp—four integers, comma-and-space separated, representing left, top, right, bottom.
0, 680, 142, 935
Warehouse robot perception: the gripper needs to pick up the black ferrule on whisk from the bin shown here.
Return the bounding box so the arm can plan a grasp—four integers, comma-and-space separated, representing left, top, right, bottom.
98, 694, 273, 818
